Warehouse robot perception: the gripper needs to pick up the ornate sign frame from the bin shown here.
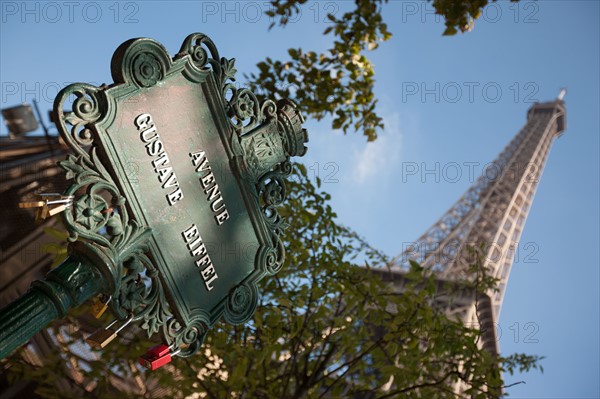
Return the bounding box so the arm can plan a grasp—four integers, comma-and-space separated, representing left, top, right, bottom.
53, 33, 307, 356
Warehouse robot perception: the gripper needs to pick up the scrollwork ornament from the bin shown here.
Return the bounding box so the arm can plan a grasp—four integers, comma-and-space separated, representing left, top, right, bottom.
278, 160, 294, 177
164, 318, 207, 357
177, 33, 221, 74
62, 87, 104, 149
261, 100, 277, 120
264, 234, 286, 275
110, 247, 173, 337
257, 171, 288, 230
191, 45, 207, 67
73, 92, 101, 121
254, 160, 293, 276
224, 283, 258, 325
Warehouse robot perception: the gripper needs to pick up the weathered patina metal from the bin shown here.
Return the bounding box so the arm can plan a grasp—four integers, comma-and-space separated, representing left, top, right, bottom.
0, 33, 307, 359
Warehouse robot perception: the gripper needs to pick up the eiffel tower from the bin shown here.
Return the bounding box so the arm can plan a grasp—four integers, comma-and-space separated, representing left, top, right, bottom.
384, 91, 567, 357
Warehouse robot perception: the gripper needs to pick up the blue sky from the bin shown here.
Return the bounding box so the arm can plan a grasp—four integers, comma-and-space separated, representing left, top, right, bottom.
1, 1, 599, 397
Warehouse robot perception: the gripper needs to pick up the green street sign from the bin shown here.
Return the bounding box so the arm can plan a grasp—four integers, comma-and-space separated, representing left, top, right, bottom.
0, 33, 307, 358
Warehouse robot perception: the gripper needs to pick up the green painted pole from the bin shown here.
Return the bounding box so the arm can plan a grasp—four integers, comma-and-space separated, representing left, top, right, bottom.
0, 256, 105, 359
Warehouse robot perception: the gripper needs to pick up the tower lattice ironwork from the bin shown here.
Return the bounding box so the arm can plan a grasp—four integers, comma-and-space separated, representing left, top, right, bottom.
388, 94, 566, 355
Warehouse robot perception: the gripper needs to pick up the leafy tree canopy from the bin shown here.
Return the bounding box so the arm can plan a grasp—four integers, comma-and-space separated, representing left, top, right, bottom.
248, 0, 513, 141
4, 166, 541, 398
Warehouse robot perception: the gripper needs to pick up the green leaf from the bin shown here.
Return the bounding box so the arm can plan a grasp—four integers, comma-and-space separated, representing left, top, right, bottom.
443, 26, 458, 35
